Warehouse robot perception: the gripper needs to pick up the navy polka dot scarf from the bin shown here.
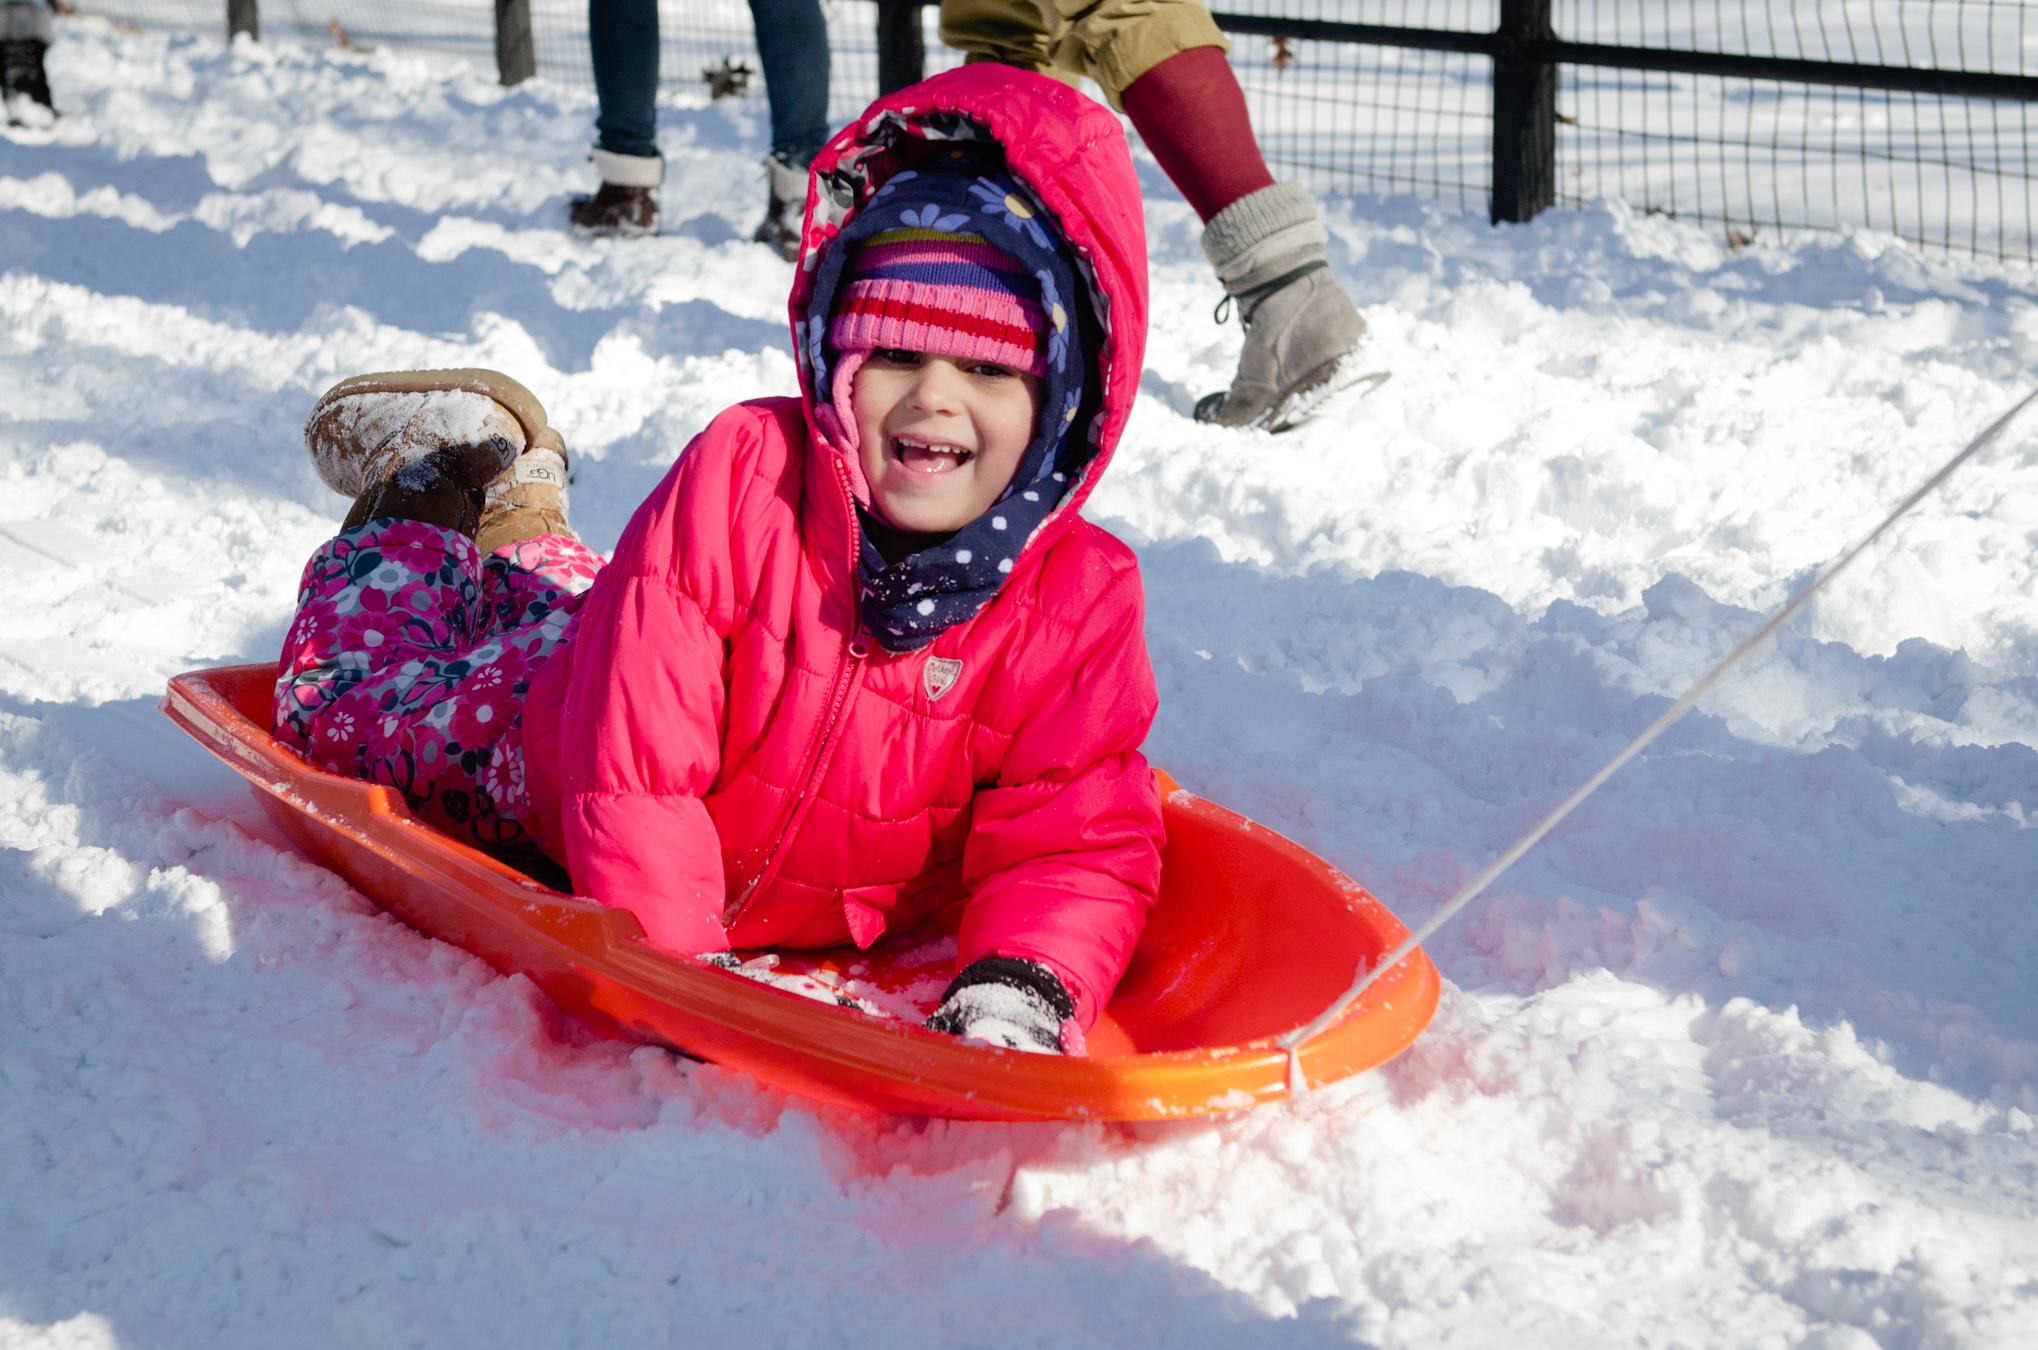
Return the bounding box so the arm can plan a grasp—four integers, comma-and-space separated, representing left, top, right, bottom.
805, 160, 1091, 654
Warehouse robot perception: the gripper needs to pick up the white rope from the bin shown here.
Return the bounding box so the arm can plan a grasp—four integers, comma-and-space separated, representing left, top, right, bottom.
1277, 385, 2038, 1093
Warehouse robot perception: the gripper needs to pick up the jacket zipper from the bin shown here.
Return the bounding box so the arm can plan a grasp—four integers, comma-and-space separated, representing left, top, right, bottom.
723, 459, 871, 923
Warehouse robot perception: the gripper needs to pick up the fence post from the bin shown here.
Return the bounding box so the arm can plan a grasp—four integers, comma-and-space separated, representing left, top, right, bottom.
226, 0, 257, 42
495, 0, 536, 86
877, 0, 925, 95
1490, 0, 1555, 223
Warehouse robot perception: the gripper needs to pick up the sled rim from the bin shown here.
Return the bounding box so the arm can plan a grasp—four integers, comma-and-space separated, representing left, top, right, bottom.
164, 663, 1439, 1121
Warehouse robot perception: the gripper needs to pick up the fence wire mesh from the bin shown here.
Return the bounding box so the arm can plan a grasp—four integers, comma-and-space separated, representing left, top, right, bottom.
62, 1, 2038, 261
1552, 2, 2038, 260
1219, 2, 1498, 214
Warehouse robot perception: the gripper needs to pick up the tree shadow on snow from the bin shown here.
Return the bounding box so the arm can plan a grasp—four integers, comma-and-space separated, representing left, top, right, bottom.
0, 204, 782, 375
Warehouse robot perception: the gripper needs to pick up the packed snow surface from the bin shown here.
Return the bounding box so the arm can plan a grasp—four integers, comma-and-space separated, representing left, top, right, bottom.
4, 20, 2037, 1349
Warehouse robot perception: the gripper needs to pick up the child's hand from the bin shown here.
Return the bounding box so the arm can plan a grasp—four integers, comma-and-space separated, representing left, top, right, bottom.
925, 957, 1074, 1055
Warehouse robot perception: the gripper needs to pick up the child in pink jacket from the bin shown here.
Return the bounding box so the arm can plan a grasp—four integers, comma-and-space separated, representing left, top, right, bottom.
273, 65, 1162, 1055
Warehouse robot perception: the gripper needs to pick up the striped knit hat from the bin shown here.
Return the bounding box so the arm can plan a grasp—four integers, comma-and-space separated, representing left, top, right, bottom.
827, 229, 1049, 377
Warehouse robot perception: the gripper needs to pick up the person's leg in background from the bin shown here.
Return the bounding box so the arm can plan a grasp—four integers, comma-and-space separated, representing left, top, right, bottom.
1116, 37, 1365, 430
937, 0, 1066, 83
750, 0, 833, 259
939, 0, 1368, 431
573, 0, 664, 236
1, 1, 57, 124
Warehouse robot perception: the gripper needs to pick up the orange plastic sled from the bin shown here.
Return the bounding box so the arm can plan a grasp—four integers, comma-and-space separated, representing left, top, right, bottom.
163, 664, 1438, 1120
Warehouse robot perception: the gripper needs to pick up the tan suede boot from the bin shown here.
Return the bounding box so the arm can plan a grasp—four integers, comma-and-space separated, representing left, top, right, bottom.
475, 426, 577, 555
305, 369, 546, 537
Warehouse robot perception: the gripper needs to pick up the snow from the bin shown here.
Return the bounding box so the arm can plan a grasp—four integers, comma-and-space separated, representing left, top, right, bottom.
3, 17, 2036, 1348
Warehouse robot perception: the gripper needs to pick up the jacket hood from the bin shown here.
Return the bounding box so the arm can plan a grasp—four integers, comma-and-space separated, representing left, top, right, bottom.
787, 66, 1148, 565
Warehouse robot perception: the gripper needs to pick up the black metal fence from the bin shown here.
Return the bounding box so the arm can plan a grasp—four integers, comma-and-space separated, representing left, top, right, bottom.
1211, 0, 2038, 260
66, 1, 2038, 261
1547, 0, 2038, 259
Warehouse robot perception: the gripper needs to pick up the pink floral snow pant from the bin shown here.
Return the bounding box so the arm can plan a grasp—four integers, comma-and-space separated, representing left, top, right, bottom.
274, 519, 602, 861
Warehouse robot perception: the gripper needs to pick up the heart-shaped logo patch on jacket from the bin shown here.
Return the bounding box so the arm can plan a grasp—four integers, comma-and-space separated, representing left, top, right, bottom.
922, 656, 963, 702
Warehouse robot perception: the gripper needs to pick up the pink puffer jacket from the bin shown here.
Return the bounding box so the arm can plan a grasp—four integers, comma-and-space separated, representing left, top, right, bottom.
518, 66, 1160, 1027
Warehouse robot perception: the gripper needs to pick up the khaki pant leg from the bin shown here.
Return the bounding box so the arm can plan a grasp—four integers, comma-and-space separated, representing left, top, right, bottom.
938, 0, 1083, 91
939, 0, 1228, 110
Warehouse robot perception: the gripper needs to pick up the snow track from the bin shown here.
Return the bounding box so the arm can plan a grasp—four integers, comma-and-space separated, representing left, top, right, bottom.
1, 19, 2033, 1348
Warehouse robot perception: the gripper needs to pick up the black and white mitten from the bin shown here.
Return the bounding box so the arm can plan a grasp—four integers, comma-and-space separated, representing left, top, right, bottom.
926, 957, 1075, 1055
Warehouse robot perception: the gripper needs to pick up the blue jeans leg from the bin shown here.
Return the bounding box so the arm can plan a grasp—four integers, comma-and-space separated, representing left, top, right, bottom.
590, 0, 660, 158
748, 0, 830, 166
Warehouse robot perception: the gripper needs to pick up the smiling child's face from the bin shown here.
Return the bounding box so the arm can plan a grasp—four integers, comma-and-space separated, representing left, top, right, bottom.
853, 348, 1042, 534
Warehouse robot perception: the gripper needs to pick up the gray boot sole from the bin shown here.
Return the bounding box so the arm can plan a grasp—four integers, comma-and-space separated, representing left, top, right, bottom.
1195, 356, 1390, 433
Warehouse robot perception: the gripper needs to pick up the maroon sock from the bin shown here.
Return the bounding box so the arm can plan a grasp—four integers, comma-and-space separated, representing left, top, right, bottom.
1119, 46, 1277, 223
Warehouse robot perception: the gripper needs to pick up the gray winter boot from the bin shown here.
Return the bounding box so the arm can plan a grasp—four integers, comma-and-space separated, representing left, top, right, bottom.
1193, 182, 1367, 432
753, 154, 806, 261
306, 369, 545, 537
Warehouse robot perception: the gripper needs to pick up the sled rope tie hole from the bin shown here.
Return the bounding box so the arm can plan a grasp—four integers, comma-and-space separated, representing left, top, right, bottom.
1276, 385, 2038, 1099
